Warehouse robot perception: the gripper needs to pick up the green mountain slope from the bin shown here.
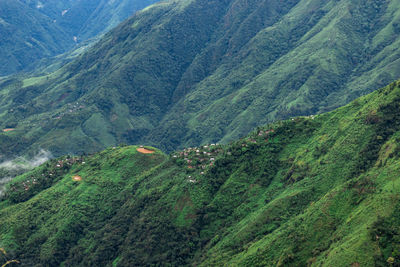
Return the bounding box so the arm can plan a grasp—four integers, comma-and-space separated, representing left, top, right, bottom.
20, 0, 158, 43
1, 81, 400, 266
0, 0, 71, 76
0, 0, 157, 76
2, 0, 400, 157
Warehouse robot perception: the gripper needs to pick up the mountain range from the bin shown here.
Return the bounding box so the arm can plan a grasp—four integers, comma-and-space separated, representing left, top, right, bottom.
1, 0, 400, 158
0, 0, 400, 266
0, 0, 157, 76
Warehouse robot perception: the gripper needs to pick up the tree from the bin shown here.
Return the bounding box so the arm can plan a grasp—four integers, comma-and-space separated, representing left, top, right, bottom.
0, 248, 19, 267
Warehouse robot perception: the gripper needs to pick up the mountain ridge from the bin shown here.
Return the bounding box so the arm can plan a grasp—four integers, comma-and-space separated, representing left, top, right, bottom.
0, 79, 400, 266
0, 0, 158, 76
2, 0, 400, 158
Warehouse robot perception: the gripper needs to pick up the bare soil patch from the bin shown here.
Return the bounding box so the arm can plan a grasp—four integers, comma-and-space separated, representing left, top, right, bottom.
72, 175, 82, 181
137, 148, 155, 154
2, 128, 15, 132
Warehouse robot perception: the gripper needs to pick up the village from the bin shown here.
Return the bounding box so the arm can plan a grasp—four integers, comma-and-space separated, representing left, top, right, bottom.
170, 143, 224, 183
4, 126, 279, 199
5, 155, 86, 202
53, 101, 86, 120
0, 100, 88, 135
170, 128, 276, 183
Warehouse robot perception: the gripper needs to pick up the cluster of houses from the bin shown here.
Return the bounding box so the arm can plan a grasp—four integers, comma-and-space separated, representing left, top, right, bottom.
172, 128, 278, 183
7, 156, 86, 194
245, 129, 276, 145
170, 128, 277, 184
171, 144, 225, 183
53, 102, 86, 120
18, 178, 39, 191
55, 156, 86, 168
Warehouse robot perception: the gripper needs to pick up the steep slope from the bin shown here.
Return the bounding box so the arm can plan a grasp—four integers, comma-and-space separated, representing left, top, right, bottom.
0, 0, 157, 76
0, 0, 71, 76
21, 0, 158, 42
150, 0, 400, 148
2, 0, 400, 157
1, 80, 400, 266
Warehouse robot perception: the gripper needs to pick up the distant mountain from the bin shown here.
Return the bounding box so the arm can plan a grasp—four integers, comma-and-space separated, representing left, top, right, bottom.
1, 80, 400, 266
0, 0, 157, 76
1, 0, 400, 157
21, 0, 158, 42
0, 0, 70, 76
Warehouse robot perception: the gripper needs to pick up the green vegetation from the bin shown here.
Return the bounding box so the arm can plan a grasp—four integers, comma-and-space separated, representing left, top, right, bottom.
2, 0, 400, 157
0, 248, 19, 267
1, 1, 399, 266
0, 0, 157, 76
1, 81, 400, 266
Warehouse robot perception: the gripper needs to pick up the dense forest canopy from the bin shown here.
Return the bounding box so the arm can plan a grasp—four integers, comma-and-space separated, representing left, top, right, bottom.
1, 80, 400, 266
1, 0, 400, 158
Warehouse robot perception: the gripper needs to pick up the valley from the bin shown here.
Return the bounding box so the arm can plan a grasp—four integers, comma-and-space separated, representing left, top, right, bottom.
0, 0, 157, 76
0, 0, 399, 266
2, 0, 400, 158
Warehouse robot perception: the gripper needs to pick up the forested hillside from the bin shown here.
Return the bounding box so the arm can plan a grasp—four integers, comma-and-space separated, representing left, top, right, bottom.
20, 0, 158, 42
0, 0, 157, 76
1, 80, 400, 266
0, 0, 70, 76
1, 0, 400, 157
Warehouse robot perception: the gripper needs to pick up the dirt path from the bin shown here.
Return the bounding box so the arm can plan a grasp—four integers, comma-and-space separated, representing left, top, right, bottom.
137, 147, 155, 154
2, 128, 15, 132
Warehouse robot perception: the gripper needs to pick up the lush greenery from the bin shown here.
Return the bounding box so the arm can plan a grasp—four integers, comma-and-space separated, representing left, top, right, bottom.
0, 0, 157, 76
2, 0, 400, 157
1, 81, 400, 266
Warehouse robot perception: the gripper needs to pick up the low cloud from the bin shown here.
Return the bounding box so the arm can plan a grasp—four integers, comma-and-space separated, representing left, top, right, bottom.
0, 150, 52, 196
0, 177, 12, 196
0, 149, 52, 171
